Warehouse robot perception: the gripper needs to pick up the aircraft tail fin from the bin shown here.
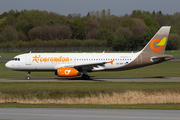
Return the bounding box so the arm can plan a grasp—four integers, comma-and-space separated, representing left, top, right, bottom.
141, 26, 171, 54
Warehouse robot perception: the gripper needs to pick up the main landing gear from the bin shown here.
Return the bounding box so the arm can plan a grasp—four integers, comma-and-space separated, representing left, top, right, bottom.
26, 71, 31, 80
82, 74, 90, 80
81, 71, 90, 80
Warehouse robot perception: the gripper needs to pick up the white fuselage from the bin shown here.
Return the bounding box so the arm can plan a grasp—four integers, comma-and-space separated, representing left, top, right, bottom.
5, 52, 140, 72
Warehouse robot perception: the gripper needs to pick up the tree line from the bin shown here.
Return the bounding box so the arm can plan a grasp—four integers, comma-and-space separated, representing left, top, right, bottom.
0, 9, 180, 51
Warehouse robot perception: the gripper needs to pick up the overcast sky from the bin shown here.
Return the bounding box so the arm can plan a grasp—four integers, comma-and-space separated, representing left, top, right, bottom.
0, 0, 180, 16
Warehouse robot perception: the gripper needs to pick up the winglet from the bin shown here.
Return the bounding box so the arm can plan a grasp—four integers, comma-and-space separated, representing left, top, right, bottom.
109, 60, 114, 65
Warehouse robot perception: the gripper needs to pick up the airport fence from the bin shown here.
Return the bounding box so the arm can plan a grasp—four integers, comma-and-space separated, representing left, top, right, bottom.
0, 47, 113, 52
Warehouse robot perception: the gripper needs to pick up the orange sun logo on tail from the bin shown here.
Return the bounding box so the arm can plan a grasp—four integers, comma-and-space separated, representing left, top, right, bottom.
150, 37, 166, 52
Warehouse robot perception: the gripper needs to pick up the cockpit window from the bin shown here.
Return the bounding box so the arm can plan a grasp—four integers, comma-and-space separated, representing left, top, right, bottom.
12, 58, 20, 61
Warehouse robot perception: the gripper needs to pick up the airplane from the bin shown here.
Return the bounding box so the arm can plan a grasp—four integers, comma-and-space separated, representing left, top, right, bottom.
5, 26, 174, 80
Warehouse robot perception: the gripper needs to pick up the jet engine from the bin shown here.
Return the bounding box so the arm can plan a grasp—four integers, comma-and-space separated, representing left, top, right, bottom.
56, 68, 81, 77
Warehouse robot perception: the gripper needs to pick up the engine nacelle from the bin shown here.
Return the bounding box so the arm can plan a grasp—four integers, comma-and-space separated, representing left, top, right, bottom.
56, 68, 81, 77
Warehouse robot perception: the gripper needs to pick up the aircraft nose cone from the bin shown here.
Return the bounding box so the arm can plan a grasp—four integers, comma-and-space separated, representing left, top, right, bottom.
5, 62, 11, 69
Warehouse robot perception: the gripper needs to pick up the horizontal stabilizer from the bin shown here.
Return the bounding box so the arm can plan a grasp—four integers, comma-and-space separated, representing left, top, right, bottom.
151, 55, 174, 62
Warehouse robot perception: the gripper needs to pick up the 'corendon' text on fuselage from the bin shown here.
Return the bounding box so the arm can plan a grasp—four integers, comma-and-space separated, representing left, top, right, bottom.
32, 55, 69, 63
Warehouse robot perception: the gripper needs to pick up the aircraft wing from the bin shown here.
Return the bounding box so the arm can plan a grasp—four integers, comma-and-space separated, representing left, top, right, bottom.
54, 60, 114, 71
74, 60, 114, 71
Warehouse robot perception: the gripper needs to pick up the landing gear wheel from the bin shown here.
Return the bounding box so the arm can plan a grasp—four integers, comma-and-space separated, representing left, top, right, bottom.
82, 74, 90, 80
82, 74, 85, 79
26, 76, 31, 80
26, 71, 31, 80
84, 75, 90, 80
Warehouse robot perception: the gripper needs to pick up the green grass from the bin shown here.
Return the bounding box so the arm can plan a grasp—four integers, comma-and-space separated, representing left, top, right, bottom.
1, 82, 180, 91
0, 82, 180, 109
0, 82, 180, 98
0, 103, 180, 110
0, 61, 180, 78
0, 50, 180, 58
165, 50, 180, 57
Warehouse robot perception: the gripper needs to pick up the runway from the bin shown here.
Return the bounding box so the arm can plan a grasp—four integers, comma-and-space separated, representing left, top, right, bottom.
0, 108, 180, 120
0, 77, 180, 82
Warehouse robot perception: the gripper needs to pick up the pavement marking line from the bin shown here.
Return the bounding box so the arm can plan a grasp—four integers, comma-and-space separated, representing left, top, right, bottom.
0, 113, 180, 119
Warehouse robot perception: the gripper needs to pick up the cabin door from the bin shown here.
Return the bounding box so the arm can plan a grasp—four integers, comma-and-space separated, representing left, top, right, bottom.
26, 55, 31, 65
137, 55, 142, 64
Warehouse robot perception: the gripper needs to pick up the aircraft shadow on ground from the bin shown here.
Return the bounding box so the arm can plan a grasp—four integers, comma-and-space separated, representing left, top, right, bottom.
55, 77, 106, 82
5, 76, 166, 82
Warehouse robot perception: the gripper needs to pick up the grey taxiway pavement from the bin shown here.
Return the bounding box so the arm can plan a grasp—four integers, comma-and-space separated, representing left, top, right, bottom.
0, 77, 180, 82
0, 108, 180, 120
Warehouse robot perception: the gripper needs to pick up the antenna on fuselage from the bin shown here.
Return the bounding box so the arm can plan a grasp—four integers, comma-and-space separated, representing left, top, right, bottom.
103, 51, 105, 53
29, 51, 31, 53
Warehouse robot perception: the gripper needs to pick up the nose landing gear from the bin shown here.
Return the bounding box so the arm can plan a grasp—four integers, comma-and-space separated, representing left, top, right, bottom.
26, 71, 31, 80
